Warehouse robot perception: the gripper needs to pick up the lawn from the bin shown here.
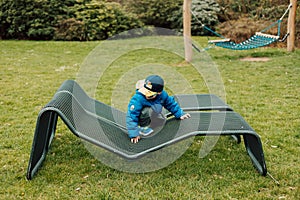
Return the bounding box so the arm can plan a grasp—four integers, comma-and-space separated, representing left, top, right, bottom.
0, 37, 299, 199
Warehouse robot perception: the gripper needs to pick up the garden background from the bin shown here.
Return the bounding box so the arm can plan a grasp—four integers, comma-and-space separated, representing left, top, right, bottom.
0, 0, 299, 199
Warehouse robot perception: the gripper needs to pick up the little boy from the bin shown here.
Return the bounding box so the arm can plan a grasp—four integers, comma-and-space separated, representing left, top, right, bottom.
126, 75, 191, 143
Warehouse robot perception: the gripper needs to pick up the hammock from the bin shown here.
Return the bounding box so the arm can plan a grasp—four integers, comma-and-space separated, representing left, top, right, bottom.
208, 32, 280, 50
191, 4, 292, 50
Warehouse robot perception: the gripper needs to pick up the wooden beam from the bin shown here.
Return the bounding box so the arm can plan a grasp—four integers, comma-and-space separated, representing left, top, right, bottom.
287, 0, 297, 52
183, 0, 192, 62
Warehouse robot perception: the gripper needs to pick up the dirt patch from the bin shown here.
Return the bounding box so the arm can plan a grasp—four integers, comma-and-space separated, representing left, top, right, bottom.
240, 57, 271, 62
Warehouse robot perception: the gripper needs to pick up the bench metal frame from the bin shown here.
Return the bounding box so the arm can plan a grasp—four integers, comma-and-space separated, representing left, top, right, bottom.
26, 80, 267, 180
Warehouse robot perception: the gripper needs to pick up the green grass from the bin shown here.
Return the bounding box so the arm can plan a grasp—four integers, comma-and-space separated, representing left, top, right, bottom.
0, 39, 299, 199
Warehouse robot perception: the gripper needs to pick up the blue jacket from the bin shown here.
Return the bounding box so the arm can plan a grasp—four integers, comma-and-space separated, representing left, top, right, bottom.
126, 90, 184, 138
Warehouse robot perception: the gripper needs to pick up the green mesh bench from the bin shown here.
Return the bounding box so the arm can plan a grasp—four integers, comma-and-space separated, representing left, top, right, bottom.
26, 80, 267, 180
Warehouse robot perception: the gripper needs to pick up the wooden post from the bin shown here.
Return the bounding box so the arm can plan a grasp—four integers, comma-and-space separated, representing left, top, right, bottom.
287, 0, 297, 52
183, 0, 192, 62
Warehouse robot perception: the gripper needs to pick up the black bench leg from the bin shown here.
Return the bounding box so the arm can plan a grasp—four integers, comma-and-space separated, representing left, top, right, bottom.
230, 135, 241, 143
26, 110, 58, 180
243, 134, 267, 176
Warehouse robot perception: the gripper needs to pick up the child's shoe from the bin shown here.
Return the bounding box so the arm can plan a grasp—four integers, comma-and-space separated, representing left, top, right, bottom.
139, 126, 154, 136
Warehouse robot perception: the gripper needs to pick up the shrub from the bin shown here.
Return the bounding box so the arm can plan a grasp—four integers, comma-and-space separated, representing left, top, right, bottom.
0, 0, 143, 40
124, 0, 182, 29
54, 18, 86, 41
0, 0, 77, 40
55, 1, 143, 41
190, 0, 220, 35
216, 0, 259, 21
216, 18, 275, 43
171, 0, 220, 35
124, 0, 220, 36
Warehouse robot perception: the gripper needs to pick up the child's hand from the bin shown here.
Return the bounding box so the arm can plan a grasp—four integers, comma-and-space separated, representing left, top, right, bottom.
131, 136, 141, 143
180, 113, 191, 120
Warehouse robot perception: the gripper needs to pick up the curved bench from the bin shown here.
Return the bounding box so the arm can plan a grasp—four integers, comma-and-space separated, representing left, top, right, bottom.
26, 80, 267, 180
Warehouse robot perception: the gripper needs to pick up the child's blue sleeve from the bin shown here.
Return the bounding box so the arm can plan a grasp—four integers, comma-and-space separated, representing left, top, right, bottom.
161, 91, 184, 118
126, 95, 143, 138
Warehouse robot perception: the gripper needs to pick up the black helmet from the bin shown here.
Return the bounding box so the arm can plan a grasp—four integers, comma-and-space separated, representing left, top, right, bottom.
144, 75, 164, 92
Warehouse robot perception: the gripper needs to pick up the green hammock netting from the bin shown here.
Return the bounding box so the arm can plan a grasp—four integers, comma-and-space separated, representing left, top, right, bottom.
209, 32, 280, 50
191, 4, 292, 51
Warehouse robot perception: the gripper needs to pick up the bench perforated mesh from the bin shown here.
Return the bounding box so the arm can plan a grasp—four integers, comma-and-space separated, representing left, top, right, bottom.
27, 80, 267, 180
